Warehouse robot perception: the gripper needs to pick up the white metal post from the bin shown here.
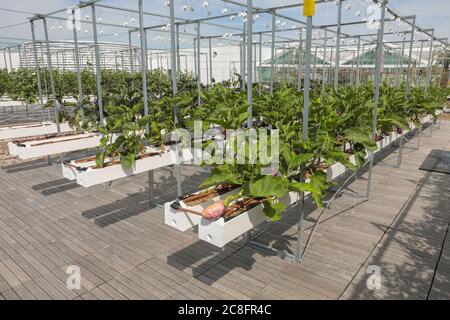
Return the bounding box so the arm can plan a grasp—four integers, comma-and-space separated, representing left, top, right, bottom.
405, 16, 416, 97
334, 0, 342, 90
297, 28, 303, 93
246, 0, 253, 129
366, 0, 387, 199
30, 20, 46, 121
72, 8, 84, 122
356, 36, 361, 86
42, 18, 60, 133
91, 4, 105, 123
269, 13, 276, 95
196, 22, 201, 105
425, 30, 435, 90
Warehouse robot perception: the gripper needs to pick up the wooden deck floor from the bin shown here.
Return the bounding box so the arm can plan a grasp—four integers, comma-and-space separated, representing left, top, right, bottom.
0, 120, 449, 300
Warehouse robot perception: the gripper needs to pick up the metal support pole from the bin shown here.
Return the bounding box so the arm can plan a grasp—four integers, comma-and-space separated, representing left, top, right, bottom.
295, 14, 313, 264
17, 46, 22, 68
269, 13, 276, 95
176, 23, 181, 81
208, 38, 213, 86
302, 19, 312, 143
8, 48, 13, 71
254, 41, 257, 87
91, 4, 104, 124
356, 36, 361, 86
366, 1, 386, 199
72, 9, 84, 122
321, 30, 328, 94
128, 31, 135, 90
193, 40, 197, 79
329, 46, 333, 84
350, 51, 355, 85
334, 0, 342, 90
282, 45, 286, 83
40, 43, 48, 98
313, 46, 318, 81
258, 33, 262, 96
196, 22, 201, 105
246, 0, 253, 129
416, 40, 424, 86
399, 35, 406, 86
3, 49, 9, 73
297, 29, 303, 93
169, 0, 182, 198
244, 0, 254, 245
242, 22, 247, 90
3, 50, 7, 72
425, 30, 434, 90
42, 18, 60, 133
62, 50, 66, 72
405, 17, 416, 97
138, 0, 149, 123
30, 20, 46, 122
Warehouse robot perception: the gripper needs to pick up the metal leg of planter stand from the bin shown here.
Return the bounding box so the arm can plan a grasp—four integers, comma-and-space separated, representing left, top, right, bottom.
250, 13, 312, 264
300, 169, 369, 260
437, 112, 442, 130
377, 132, 405, 169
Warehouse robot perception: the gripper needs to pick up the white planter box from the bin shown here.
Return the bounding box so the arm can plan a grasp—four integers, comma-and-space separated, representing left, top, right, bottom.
9, 133, 102, 160
62, 162, 78, 181
164, 188, 240, 232
66, 146, 194, 188
0, 122, 73, 141
198, 192, 301, 248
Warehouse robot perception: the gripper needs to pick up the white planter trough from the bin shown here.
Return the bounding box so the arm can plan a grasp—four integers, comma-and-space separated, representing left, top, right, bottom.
198, 192, 301, 248
65, 145, 194, 188
8, 132, 102, 160
0, 122, 73, 141
164, 187, 240, 232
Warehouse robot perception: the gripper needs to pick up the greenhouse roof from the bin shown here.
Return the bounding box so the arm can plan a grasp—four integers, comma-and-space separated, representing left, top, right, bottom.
264, 48, 328, 66
343, 48, 411, 66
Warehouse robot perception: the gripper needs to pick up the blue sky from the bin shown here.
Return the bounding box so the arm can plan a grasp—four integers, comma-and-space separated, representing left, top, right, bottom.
0, 0, 448, 49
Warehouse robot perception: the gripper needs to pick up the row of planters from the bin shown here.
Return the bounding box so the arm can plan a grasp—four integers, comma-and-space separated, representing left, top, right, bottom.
0, 67, 199, 129
58, 72, 446, 244
2, 66, 448, 246
164, 81, 448, 247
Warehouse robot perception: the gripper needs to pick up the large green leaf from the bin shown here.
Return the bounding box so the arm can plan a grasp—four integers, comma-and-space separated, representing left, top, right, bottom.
344, 128, 377, 151
250, 176, 289, 199
199, 171, 241, 188
263, 200, 286, 221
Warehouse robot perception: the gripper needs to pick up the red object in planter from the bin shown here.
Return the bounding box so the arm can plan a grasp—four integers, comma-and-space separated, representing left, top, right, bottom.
202, 201, 226, 220
375, 134, 384, 142
396, 128, 403, 134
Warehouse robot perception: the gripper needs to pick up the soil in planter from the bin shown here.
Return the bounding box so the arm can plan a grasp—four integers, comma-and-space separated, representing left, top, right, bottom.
304, 162, 331, 179
89, 150, 167, 170
222, 197, 264, 222
182, 183, 239, 207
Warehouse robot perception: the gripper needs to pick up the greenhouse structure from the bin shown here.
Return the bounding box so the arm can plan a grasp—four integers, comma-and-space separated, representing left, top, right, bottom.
0, 0, 449, 303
